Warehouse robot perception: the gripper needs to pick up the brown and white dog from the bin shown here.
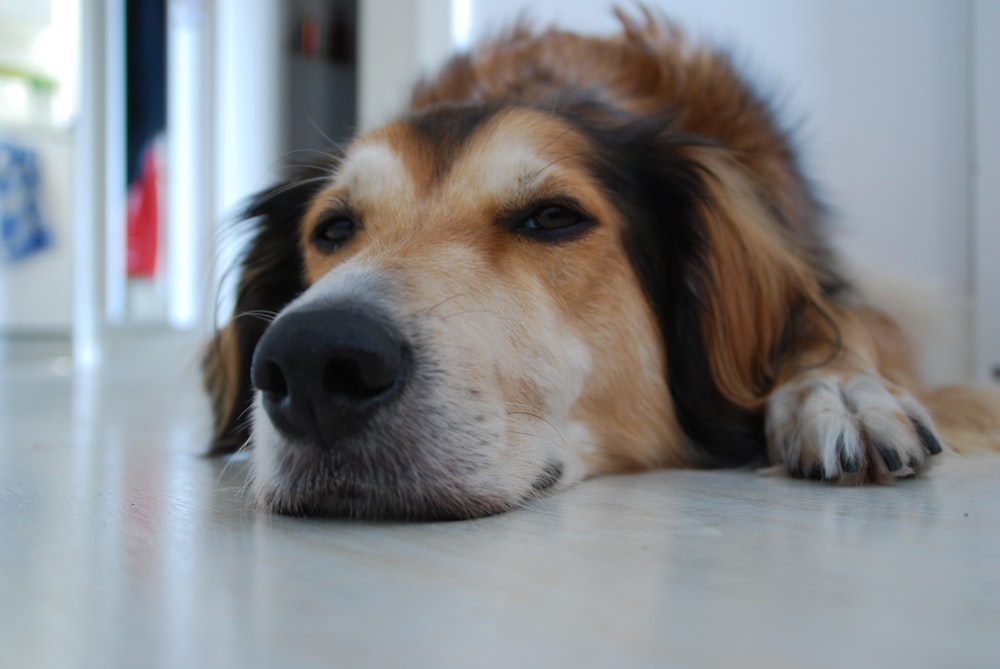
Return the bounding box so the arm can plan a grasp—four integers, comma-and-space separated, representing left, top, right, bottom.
203, 10, 1000, 519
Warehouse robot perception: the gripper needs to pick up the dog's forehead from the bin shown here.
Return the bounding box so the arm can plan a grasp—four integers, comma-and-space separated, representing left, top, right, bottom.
448, 111, 583, 204
337, 106, 591, 206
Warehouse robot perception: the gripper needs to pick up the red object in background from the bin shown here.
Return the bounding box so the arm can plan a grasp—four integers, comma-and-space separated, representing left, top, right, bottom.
300, 17, 320, 57
126, 145, 159, 278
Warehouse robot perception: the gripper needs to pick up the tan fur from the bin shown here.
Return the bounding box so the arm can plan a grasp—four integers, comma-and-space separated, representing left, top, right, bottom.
202, 324, 243, 454
921, 386, 1000, 454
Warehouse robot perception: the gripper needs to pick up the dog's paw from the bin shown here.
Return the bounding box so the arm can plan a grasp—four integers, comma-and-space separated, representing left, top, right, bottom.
766, 374, 945, 483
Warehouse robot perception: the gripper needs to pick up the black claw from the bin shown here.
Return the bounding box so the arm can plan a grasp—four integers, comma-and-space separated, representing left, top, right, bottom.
875, 442, 904, 472
836, 433, 860, 473
808, 464, 823, 480
910, 417, 944, 455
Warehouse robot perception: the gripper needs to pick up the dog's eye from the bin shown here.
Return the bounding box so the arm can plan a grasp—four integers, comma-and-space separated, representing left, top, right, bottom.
312, 217, 356, 252
514, 205, 592, 241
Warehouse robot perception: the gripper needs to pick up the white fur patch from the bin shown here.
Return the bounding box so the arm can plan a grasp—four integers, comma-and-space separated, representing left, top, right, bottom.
337, 141, 415, 205
766, 373, 943, 481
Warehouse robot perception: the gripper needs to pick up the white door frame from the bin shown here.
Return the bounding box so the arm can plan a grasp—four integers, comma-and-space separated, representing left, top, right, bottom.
973, 0, 1000, 385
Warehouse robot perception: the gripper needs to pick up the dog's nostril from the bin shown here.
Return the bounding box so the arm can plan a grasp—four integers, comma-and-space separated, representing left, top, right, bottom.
323, 350, 399, 399
262, 361, 289, 397
251, 354, 289, 397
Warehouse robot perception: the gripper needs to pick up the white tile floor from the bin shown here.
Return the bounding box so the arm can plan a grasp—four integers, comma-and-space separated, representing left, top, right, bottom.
2, 332, 999, 669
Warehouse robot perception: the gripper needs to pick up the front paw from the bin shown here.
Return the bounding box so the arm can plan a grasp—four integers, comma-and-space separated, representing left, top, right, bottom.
766, 374, 944, 483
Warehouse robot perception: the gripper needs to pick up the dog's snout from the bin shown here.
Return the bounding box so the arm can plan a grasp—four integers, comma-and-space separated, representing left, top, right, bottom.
251, 307, 408, 446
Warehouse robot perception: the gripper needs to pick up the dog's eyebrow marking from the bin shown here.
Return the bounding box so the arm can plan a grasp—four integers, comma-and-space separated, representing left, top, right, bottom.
451, 134, 568, 209
336, 141, 415, 206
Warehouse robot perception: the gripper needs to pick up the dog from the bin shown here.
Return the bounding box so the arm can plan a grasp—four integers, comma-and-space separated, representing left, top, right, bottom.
202, 9, 1000, 519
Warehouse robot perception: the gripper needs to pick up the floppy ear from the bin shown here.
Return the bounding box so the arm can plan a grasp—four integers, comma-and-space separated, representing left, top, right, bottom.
202, 163, 333, 454
578, 114, 839, 467
687, 149, 833, 408
660, 146, 842, 466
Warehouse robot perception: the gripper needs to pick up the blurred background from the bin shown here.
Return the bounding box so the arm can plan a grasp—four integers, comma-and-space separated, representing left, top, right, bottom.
0, 0, 996, 385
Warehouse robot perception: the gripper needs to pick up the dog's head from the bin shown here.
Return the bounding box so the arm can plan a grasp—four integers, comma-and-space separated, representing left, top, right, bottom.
204, 22, 836, 519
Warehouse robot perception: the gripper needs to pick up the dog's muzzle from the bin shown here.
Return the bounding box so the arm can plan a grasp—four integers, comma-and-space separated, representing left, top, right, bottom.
250, 306, 410, 449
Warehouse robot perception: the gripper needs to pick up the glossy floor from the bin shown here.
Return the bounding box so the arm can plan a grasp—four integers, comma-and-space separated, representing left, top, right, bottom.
1, 334, 998, 669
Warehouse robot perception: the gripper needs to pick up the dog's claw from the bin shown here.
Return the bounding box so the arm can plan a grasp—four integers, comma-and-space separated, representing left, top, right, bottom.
874, 441, 903, 472
911, 417, 944, 455
836, 433, 860, 474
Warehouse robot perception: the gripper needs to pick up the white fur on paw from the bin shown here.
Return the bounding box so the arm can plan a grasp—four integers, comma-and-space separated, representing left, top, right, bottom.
766, 374, 945, 482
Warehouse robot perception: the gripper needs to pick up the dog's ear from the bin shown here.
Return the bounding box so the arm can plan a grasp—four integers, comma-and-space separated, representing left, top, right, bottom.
581, 115, 836, 466
202, 162, 334, 454
685, 149, 832, 404
678, 150, 845, 465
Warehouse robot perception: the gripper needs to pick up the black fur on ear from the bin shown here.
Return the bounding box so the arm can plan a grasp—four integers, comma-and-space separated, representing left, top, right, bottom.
564, 108, 834, 468
202, 158, 338, 455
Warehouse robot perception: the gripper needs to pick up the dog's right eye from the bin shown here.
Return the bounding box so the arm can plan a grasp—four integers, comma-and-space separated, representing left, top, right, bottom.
507, 202, 594, 242
312, 217, 356, 252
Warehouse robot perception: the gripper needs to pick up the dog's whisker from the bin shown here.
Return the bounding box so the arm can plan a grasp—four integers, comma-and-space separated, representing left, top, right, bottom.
422, 292, 469, 317
304, 117, 347, 153
226, 404, 258, 445
506, 410, 567, 448
215, 447, 247, 486
436, 308, 519, 326
507, 429, 557, 443
234, 309, 280, 324
214, 433, 255, 490
252, 175, 335, 207
280, 147, 343, 163
535, 124, 574, 156
503, 401, 541, 411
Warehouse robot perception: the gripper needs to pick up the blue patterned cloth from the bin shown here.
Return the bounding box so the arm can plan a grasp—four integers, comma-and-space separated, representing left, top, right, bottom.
0, 141, 52, 262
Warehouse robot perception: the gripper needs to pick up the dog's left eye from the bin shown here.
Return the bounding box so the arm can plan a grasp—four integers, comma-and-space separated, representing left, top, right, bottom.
312, 217, 356, 252
513, 205, 593, 241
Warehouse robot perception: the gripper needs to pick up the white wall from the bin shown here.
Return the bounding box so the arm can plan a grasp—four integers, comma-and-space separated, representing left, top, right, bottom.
359, 0, 453, 131
973, 0, 1000, 384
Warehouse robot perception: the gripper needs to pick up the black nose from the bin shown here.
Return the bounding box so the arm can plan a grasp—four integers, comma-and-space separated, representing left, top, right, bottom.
250, 306, 409, 447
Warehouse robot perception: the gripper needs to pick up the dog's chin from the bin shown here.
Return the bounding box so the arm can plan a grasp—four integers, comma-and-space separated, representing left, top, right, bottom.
255, 474, 518, 521
247, 400, 560, 521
